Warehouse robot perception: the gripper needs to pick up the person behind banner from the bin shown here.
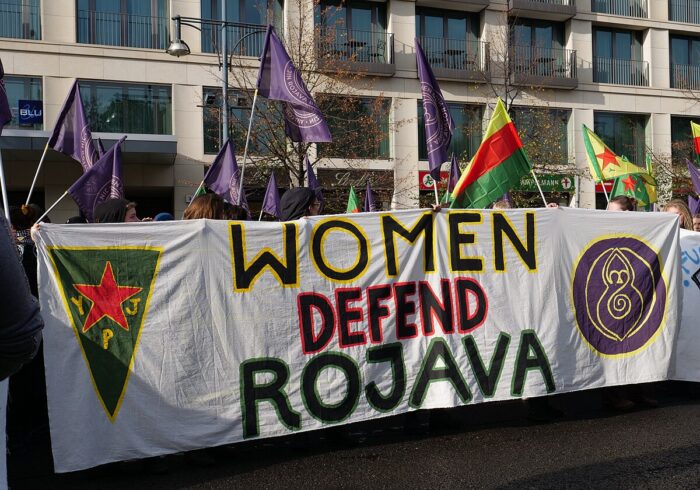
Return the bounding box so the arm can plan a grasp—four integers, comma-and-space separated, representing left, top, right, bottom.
607, 195, 636, 212
664, 199, 693, 230
94, 198, 140, 223
279, 187, 321, 221
183, 194, 226, 220
224, 202, 248, 221
693, 213, 700, 232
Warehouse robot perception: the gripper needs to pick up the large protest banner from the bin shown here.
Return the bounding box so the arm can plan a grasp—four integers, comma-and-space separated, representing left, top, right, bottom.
671, 229, 700, 380
36, 208, 680, 472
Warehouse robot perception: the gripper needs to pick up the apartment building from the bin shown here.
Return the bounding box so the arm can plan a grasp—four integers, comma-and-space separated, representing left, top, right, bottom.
1, 0, 699, 221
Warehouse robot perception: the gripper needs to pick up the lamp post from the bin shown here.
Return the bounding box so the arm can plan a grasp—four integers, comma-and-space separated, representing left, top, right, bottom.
166, 13, 265, 147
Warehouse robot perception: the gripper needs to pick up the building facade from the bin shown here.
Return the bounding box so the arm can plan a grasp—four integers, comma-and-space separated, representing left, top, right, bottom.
1, 0, 700, 222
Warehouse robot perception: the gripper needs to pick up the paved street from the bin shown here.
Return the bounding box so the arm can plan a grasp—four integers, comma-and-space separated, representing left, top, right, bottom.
15, 385, 700, 489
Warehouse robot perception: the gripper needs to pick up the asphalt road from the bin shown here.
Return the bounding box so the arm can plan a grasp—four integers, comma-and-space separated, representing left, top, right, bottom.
14, 385, 700, 489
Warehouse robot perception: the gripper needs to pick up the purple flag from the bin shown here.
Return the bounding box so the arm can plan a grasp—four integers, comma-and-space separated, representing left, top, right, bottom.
364, 181, 377, 212
203, 139, 250, 215
502, 192, 513, 207
48, 81, 99, 171
261, 172, 281, 219
447, 154, 461, 193
96, 137, 106, 158
68, 136, 126, 222
257, 25, 332, 143
305, 155, 323, 202
689, 195, 700, 215
416, 38, 455, 179
688, 158, 700, 196
0, 59, 12, 135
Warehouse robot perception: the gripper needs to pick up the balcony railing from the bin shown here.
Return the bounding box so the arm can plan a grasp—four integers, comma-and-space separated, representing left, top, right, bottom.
669, 0, 700, 24
201, 22, 267, 58
593, 57, 649, 86
592, 0, 648, 17
522, 0, 573, 4
418, 36, 489, 73
317, 27, 394, 65
511, 45, 577, 79
671, 63, 700, 89
0, 1, 40, 40
77, 10, 168, 49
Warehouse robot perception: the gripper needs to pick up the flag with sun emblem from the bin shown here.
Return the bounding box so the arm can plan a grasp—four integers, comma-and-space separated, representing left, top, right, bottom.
47, 247, 161, 420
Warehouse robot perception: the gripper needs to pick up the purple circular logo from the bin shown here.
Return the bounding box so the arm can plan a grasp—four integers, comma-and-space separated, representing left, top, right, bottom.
572, 237, 666, 356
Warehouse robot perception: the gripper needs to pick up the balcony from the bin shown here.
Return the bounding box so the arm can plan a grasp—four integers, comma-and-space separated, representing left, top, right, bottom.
316, 27, 395, 76
201, 22, 267, 58
511, 46, 578, 89
0, 1, 40, 40
509, 0, 576, 21
418, 37, 489, 82
669, 0, 700, 24
671, 63, 700, 90
591, 0, 648, 18
593, 57, 649, 86
77, 10, 168, 50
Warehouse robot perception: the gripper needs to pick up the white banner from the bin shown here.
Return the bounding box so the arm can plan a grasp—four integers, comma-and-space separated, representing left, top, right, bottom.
36, 208, 681, 472
671, 229, 700, 380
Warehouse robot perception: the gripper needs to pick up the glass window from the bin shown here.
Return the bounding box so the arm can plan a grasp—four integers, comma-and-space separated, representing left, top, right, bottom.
593, 112, 646, 167
202, 87, 282, 155
593, 28, 642, 60
80, 81, 172, 135
415, 9, 480, 70
0, 0, 41, 40
76, 0, 169, 49
511, 19, 563, 49
201, 0, 283, 56
417, 103, 482, 162
511, 107, 570, 167
317, 96, 391, 159
2, 76, 42, 130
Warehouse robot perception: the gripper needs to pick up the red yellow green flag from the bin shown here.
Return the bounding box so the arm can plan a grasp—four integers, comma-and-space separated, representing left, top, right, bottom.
582, 125, 645, 182
691, 121, 700, 168
610, 172, 657, 206
346, 186, 361, 213
450, 99, 532, 209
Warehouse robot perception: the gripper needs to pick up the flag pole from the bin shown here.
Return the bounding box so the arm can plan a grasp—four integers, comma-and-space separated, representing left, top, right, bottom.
185, 180, 206, 212
26, 142, 49, 205
530, 169, 548, 206
432, 178, 440, 206
237, 89, 258, 206
35, 190, 68, 223
601, 180, 610, 203
0, 149, 10, 221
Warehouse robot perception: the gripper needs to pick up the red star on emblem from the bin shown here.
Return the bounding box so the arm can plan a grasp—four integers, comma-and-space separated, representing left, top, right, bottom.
596, 147, 619, 171
74, 262, 142, 333
622, 175, 637, 192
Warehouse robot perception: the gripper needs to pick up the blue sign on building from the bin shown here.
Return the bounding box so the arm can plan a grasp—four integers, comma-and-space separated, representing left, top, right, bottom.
18, 100, 43, 125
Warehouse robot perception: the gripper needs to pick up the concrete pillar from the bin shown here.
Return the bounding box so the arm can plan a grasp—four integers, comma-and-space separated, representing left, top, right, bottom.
573, 108, 596, 209
43, 0, 76, 43
388, 0, 416, 75
172, 0, 202, 53
571, 19, 593, 84
392, 97, 419, 209
649, 0, 668, 21
648, 28, 669, 89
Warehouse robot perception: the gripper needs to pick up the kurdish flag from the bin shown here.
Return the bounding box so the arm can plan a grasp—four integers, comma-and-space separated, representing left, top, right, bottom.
450, 99, 531, 209
692, 121, 700, 167
610, 172, 657, 206
346, 186, 361, 213
582, 125, 645, 182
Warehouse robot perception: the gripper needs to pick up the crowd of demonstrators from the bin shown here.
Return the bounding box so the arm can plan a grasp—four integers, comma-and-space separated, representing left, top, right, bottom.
663, 199, 694, 230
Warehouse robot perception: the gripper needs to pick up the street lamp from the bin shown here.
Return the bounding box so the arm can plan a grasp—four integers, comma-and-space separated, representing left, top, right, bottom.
166, 11, 265, 147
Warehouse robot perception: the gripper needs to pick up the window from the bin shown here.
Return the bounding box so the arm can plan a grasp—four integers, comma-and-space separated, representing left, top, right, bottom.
511, 18, 564, 50
417, 103, 482, 162
201, 0, 282, 56
670, 35, 700, 88
669, 0, 700, 24
671, 116, 700, 166
77, 0, 168, 49
591, 0, 647, 18
593, 28, 647, 85
594, 112, 646, 167
80, 81, 172, 134
415, 9, 479, 70
2, 76, 42, 131
202, 88, 282, 155
511, 107, 570, 167
318, 96, 390, 159
0, 0, 41, 40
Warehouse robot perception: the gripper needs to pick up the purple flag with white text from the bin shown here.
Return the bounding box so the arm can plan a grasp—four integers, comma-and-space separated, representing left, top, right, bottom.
305, 155, 323, 202
257, 25, 332, 143
416, 38, 454, 179
48, 81, 99, 171
68, 136, 125, 222
0, 59, 12, 135
364, 181, 377, 212
203, 139, 250, 214
261, 172, 281, 219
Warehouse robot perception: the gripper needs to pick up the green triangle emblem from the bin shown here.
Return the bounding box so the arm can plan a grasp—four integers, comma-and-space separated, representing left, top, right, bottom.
48, 247, 162, 421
